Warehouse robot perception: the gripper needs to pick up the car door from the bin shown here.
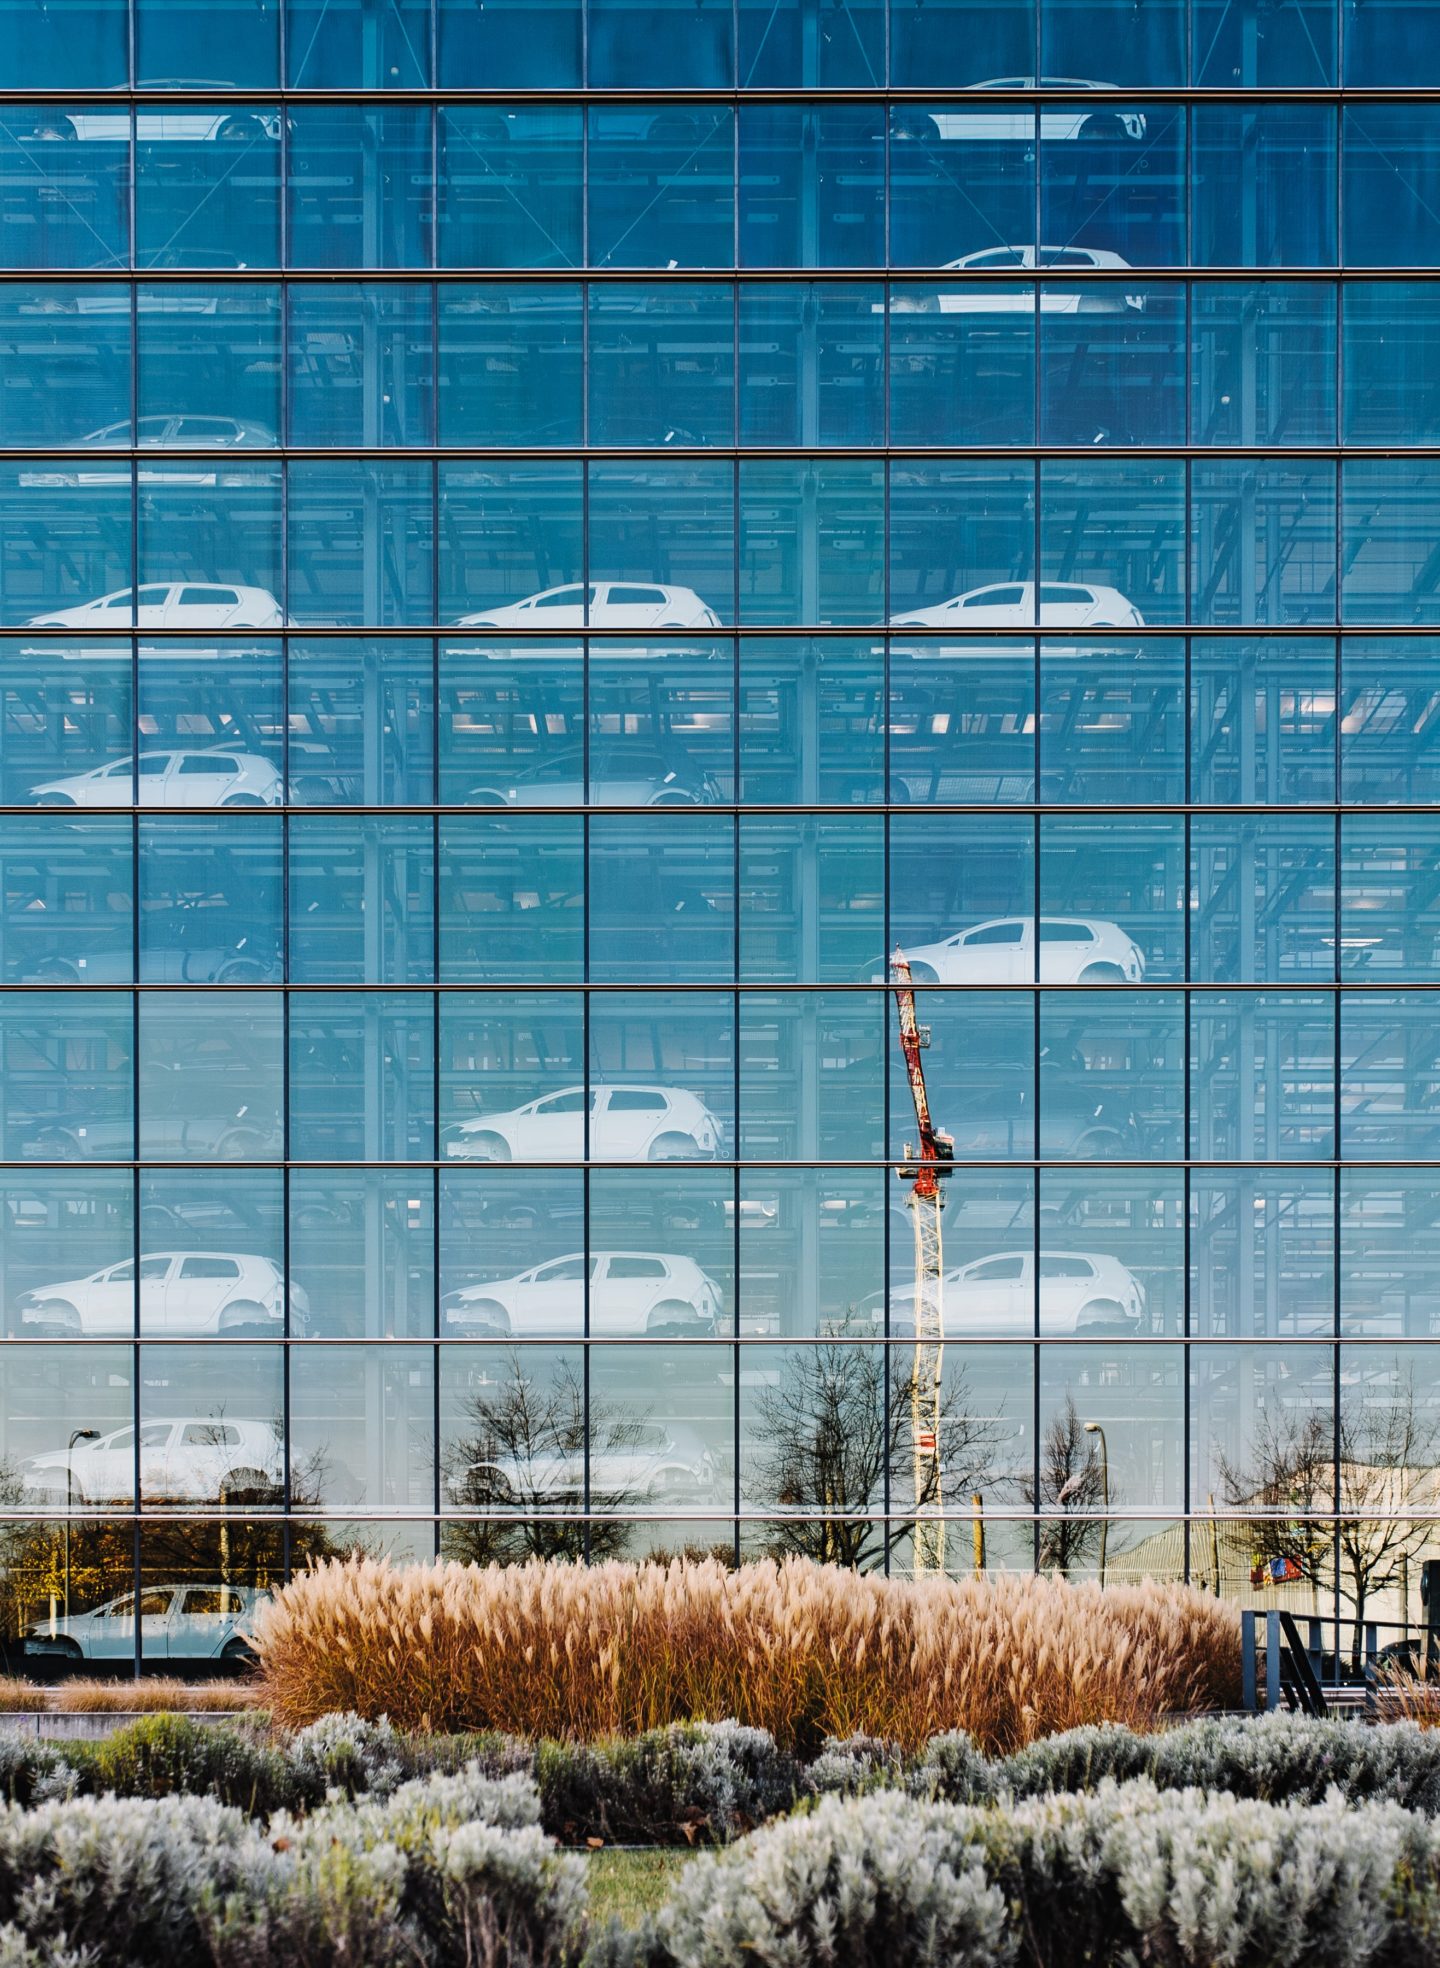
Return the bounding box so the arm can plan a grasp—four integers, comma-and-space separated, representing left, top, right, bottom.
593, 584, 671, 627
1037, 583, 1098, 628
165, 752, 238, 807
83, 1591, 143, 1660
953, 1253, 1030, 1334
591, 1254, 668, 1335
76, 1257, 147, 1336
168, 584, 243, 629
513, 1254, 588, 1336
1037, 918, 1097, 982
164, 1255, 244, 1334
523, 584, 590, 629
170, 1585, 246, 1659
136, 1254, 178, 1334
84, 1425, 137, 1504
134, 584, 180, 631
944, 919, 1028, 983
138, 1421, 182, 1501
594, 1087, 669, 1156
511, 1087, 589, 1158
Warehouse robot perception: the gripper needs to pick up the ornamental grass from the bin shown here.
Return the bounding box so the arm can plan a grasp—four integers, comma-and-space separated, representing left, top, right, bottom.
253, 1557, 1240, 1753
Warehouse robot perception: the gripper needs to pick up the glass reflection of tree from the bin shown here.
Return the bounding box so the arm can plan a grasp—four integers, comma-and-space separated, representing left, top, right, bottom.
1022, 1396, 1111, 1578
753, 1327, 1003, 1572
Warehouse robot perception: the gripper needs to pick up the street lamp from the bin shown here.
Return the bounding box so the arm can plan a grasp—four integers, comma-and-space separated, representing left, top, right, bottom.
63, 1430, 99, 1629
1084, 1422, 1109, 1587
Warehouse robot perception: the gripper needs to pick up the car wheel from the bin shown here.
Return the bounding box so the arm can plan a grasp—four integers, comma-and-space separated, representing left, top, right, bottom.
31, 117, 77, 141
218, 1302, 273, 1338
648, 790, 700, 806
45, 1638, 84, 1660
220, 1467, 277, 1504
646, 1132, 699, 1162
215, 1131, 265, 1160
217, 116, 263, 143
646, 1301, 707, 1337
28, 959, 80, 983
28, 1129, 82, 1161
1075, 1132, 1126, 1160
220, 1636, 256, 1665
219, 792, 267, 806
33, 793, 79, 806
461, 1133, 511, 1164
1078, 115, 1128, 143
450, 1298, 510, 1339
214, 959, 272, 985
1076, 963, 1126, 983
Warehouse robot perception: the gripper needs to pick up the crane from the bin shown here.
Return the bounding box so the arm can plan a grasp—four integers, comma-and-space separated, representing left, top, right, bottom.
890, 946, 954, 1577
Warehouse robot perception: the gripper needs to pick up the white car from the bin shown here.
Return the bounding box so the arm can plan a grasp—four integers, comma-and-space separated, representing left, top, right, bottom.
882, 916, 1146, 985
885, 246, 1144, 314
23, 1417, 284, 1507
22, 417, 279, 487
442, 1251, 723, 1339
31, 92, 283, 145
464, 743, 721, 808
454, 582, 721, 632
890, 581, 1144, 632
27, 583, 284, 633
444, 1084, 724, 1163
878, 1250, 1147, 1337
30, 748, 283, 807
23, 1583, 268, 1663
458, 1420, 718, 1508
13, 1252, 307, 1339
925, 81, 1147, 144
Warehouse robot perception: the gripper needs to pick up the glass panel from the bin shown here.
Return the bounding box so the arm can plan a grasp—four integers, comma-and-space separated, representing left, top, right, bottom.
1191, 282, 1337, 448
289, 816, 433, 983
1343, 107, 1440, 265
740, 1, 885, 88
287, 105, 432, 270
285, 0, 429, 86
1039, 460, 1184, 626
739, 284, 884, 447
286, 460, 433, 628
138, 990, 281, 1161
1191, 106, 1337, 267
0, 991, 132, 1163
1191, 1172, 1335, 1338
0, 110, 130, 271
1342, 459, 1440, 625
134, 110, 280, 271
1042, 0, 1184, 85
288, 636, 433, 805
289, 992, 434, 1161
436, 109, 584, 272
888, 105, 1035, 269
1341, 637, 1440, 804
1191, 636, 1337, 805
1040, 815, 1183, 980
1190, 993, 1336, 1160
589, 0, 733, 86
740, 636, 883, 804
588, 108, 734, 270
1194, 0, 1336, 83
1039, 102, 1184, 268
738, 106, 886, 268
0, 815, 132, 984
436, 0, 582, 87
1039, 638, 1184, 804
589, 284, 734, 448
135, 0, 280, 84
288, 283, 432, 447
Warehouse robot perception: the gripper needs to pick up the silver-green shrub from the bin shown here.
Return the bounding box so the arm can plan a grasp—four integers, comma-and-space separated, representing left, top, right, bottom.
538, 1721, 802, 1846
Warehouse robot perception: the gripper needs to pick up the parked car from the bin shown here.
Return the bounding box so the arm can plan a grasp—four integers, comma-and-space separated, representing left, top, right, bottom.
22, 417, 279, 487
444, 1085, 723, 1163
922, 81, 1147, 144
868, 1249, 1146, 1338
30, 91, 284, 145
455, 1419, 718, 1509
442, 1251, 723, 1339
23, 1583, 267, 1663
879, 916, 1146, 985
464, 743, 721, 808
943, 1074, 1145, 1160
454, 582, 721, 632
890, 581, 1145, 632
14, 1104, 282, 1162
23, 1417, 283, 1508
885, 246, 1144, 314
29, 749, 283, 808
16, 905, 280, 985
26, 583, 284, 633
13, 1251, 306, 1339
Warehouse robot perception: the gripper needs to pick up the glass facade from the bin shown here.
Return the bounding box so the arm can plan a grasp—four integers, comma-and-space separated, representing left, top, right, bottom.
4, 0, 1440, 1663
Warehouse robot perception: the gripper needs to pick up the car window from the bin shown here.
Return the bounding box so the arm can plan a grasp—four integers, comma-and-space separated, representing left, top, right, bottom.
137, 1590, 174, 1618
532, 586, 588, 608
533, 1090, 587, 1114
1040, 1256, 1097, 1279
138, 1256, 172, 1280
102, 1593, 135, 1618
962, 922, 1024, 946
1038, 584, 1093, 605
604, 1090, 667, 1111
139, 1422, 172, 1445
178, 1257, 242, 1279
1038, 920, 1094, 942
966, 1257, 1025, 1281
101, 591, 134, 610
174, 419, 235, 439
607, 586, 667, 605
180, 1422, 239, 1446
178, 755, 236, 775
534, 1257, 587, 1283
964, 586, 1024, 606
182, 1586, 246, 1614
1039, 250, 1095, 268
605, 1257, 668, 1279
966, 250, 1026, 268
136, 586, 171, 605
104, 1428, 135, 1451
177, 586, 238, 606
135, 755, 170, 776
106, 1261, 136, 1282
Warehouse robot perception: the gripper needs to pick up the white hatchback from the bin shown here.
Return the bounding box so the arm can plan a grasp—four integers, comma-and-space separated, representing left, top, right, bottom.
444, 1084, 724, 1162
927, 246, 1144, 313
882, 1249, 1147, 1337
30, 748, 282, 807
23, 1416, 284, 1507
883, 916, 1146, 985
928, 81, 1147, 144
27, 582, 284, 632
454, 581, 721, 632
890, 580, 1144, 632
442, 1251, 723, 1339
24, 1583, 267, 1663
14, 1251, 306, 1339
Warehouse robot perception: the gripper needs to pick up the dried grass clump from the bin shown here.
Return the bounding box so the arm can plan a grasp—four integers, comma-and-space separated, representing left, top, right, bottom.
49, 1677, 262, 1714
0, 1679, 47, 1713
254, 1558, 1240, 1753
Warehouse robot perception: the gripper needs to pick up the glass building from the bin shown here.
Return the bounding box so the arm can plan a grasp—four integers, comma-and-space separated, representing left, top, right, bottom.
3, 0, 1440, 1665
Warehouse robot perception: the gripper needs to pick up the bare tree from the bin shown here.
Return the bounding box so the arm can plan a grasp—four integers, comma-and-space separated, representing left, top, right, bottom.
752, 1331, 1003, 1571
1022, 1397, 1109, 1577
441, 1354, 648, 1564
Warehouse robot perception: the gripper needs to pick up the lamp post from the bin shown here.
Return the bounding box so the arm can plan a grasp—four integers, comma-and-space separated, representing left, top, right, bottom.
1084, 1422, 1109, 1588
63, 1429, 99, 1628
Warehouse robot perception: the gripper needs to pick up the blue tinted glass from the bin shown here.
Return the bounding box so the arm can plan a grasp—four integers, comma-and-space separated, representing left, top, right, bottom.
889, 461, 1035, 622
0, 815, 132, 982
0, 991, 132, 1160
739, 460, 885, 625
1191, 816, 1336, 982
589, 0, 733, 85
1342, 460, 1440, 624
289, 992, 433, 1160
739, 0, 885, 84
588, 815, 735, 982
890, 641, 1036, 803
1341, 637, 1440, 803
0, 110, 130, 268
738, 106, 885, 267
437, 0, 581, 84
437, 463, 584, 621
739, 637, 884, 803
1344, 282, 1440, 444
0, 640, 131, 804
287, 105, 432, 270
1191, 282, 1337, 447
1345, 0, 1440, 84
1040, 102, 1184, 268
0, 290, 131, 448
438, 817, 583, 982
289, 637, 434, 805
589, 108, 734, 270
438, 641, 582, 806
135, 108, 281, 270
138, 812, 282, 984
1341, 996, 1440, 1159
1040, 639, 1184, 805
1194, 0, 1336, 82
1191, 461, 1338, 626
1191, 994, 1334, 1160
1041, 814, 1184, 980
1191, 106, 1336, 267
139, 990, 281, 1160
293, 1168, 434, 1339
589, 285, 735, 448
436, 109, 583, 272
587, 462, 734, 626
136, 643, 284, 805
1042, 0, 1184, 84
1342, 815, 1440, 981
137, 284, 281, 439
1191, 636, 1337, 805
0, 470, 131, 627
438, 286, 582, 447
1039, 280, 1185, 447
889, 0, 1034, 85
0, 0, 127, 86
1039, 460, 1185, 627
589, 638, 732, 799
285, 0, 429, 85
288, 283, 433, 446
890, 282, 1035, 446
286, 461, 434, 628
889, 106, 1035, 269
136, 466, 282, 612
738, 285, 884, 446
135, 0, 280, 85
1344, 107, 1440, 265
289, 817, 434, 982
1040, 990, 1184, 1159
738, 993, 884, 1156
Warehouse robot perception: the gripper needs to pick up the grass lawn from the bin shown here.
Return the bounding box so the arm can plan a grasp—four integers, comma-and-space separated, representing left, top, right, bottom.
586, 1848, 699, 1927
